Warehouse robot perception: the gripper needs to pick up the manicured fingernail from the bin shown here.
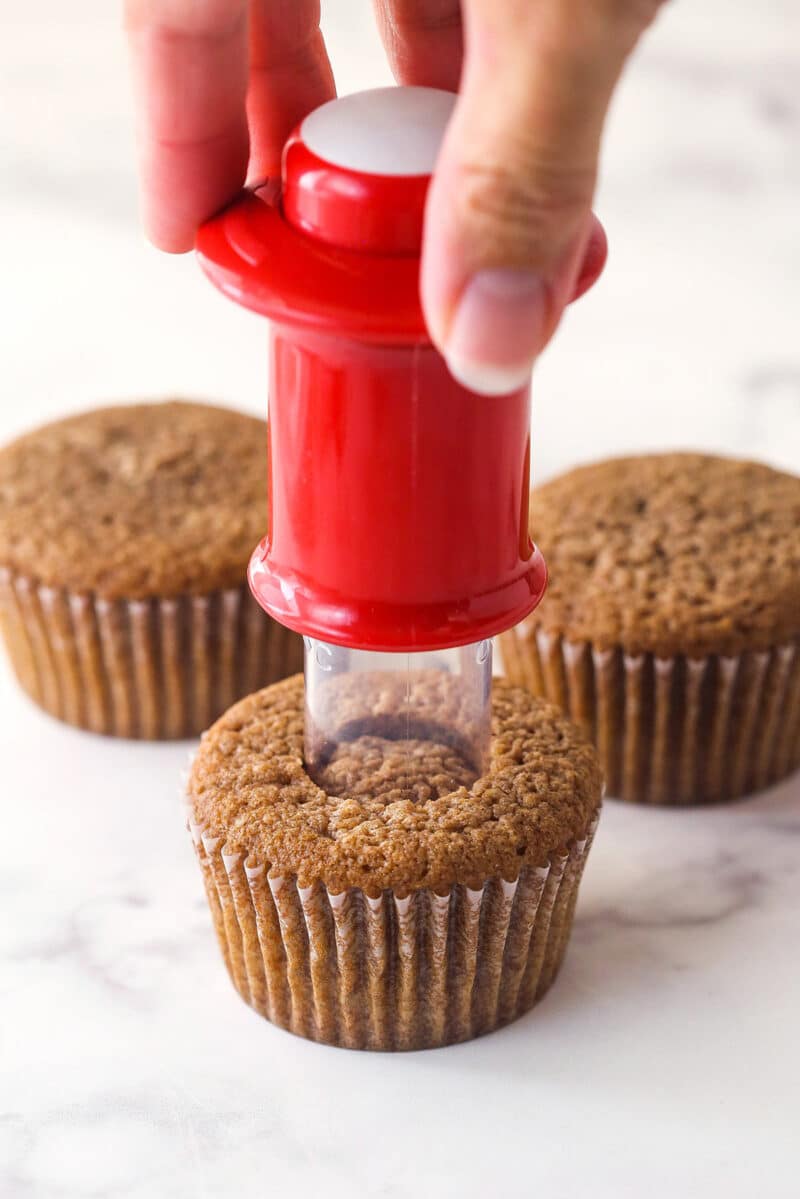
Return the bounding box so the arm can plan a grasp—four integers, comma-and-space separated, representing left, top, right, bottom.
444, 355, 535, 397
443, 269, 547, 396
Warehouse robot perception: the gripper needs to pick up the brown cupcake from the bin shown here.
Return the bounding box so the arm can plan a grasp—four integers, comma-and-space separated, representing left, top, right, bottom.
500, 453, 800, 805
187, 674, 602, 1051
0, 400, 302, 738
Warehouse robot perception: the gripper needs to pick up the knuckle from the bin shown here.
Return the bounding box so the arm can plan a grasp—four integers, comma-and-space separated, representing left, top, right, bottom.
452, 156, 593, 267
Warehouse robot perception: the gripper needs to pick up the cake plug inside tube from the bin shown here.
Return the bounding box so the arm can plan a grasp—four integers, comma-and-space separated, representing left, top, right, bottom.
196, 86, 605, 790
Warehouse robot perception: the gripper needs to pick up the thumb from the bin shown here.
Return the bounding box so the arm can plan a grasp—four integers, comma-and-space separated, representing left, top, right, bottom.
422, 0, 661, 394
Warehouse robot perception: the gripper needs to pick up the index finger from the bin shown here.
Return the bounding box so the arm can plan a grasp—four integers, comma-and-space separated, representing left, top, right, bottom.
125, 0, 250, 252
125, 0, 334, 253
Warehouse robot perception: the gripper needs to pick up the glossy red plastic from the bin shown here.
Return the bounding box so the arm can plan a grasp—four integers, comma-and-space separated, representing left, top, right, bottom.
283, 134, 430, 256
196, 187, 427, 343
248, 327, 545, 650
196, 95, 606, 651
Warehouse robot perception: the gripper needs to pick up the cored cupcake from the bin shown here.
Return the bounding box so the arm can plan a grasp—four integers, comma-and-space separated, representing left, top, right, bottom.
500, 453, 800, 804
0, 400, 302, 738
187, 674, 602, 1051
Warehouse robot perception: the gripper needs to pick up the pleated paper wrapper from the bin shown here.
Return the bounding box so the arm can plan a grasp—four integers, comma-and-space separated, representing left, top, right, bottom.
500, 623, 800, 804
188, 810, 598, 1052
0, 567, 302, 739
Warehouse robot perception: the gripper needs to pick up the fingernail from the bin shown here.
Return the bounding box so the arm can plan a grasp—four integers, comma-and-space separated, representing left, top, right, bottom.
443, 269, 547, 396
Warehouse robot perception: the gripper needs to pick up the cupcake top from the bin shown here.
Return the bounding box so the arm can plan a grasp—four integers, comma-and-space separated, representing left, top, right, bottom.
188, 674, 602, 893
529, 453, 800, 658
0, 400, 266, 598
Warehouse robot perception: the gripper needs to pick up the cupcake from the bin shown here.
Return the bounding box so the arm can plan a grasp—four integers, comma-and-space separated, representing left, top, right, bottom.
186, 674, 602, 1051
500, 453, 800, 805
0, 400, 302, 738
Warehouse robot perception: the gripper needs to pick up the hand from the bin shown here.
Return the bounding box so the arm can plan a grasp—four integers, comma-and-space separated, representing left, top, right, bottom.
125, 0, 662, 392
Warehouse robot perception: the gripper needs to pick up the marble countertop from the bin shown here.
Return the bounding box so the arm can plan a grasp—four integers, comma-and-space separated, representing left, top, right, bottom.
1, 2, 798, 1196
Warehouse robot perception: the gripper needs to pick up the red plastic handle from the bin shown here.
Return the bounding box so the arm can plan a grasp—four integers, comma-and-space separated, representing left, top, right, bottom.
248, 327, 546, 651
195, 90, 606, 651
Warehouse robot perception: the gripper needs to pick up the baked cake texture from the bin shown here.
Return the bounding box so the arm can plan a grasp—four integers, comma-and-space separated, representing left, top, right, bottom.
500, 453, 800, 803
187, 674, 602, 1050
0, 400, 302, 736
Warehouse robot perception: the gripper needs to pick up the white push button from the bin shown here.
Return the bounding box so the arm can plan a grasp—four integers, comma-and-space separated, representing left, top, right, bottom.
300, 87, 456, 177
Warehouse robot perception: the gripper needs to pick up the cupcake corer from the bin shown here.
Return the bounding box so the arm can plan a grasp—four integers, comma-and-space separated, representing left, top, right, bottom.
196, 87, 604, 781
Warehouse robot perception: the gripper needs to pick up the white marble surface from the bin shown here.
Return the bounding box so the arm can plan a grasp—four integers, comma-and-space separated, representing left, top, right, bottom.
1, 2, 799, 1197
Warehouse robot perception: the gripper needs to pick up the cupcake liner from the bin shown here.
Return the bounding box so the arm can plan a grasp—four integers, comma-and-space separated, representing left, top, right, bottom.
0, 567, 302, 739
187, 810, 597, 1051
499, 625, 800, 804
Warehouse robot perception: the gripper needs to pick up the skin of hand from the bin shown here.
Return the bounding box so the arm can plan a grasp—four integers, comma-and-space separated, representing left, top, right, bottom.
125, 0, 664, 394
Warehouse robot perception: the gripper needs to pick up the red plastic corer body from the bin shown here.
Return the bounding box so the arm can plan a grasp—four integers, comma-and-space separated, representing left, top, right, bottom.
252, 326, 539, 650
196, 88, 604, 652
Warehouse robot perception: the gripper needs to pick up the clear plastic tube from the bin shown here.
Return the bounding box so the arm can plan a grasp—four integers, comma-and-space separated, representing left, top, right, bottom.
304, 638, 493, 800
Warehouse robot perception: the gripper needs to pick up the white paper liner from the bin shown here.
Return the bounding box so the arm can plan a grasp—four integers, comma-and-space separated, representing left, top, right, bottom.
0, 567, 303, 738
189, 815, 598, 1052
499, 623, 800, 804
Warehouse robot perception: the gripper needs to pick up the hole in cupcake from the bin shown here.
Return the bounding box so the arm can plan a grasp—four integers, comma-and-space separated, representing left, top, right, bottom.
302, 644, 492, 803
309, 714, 480, 803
